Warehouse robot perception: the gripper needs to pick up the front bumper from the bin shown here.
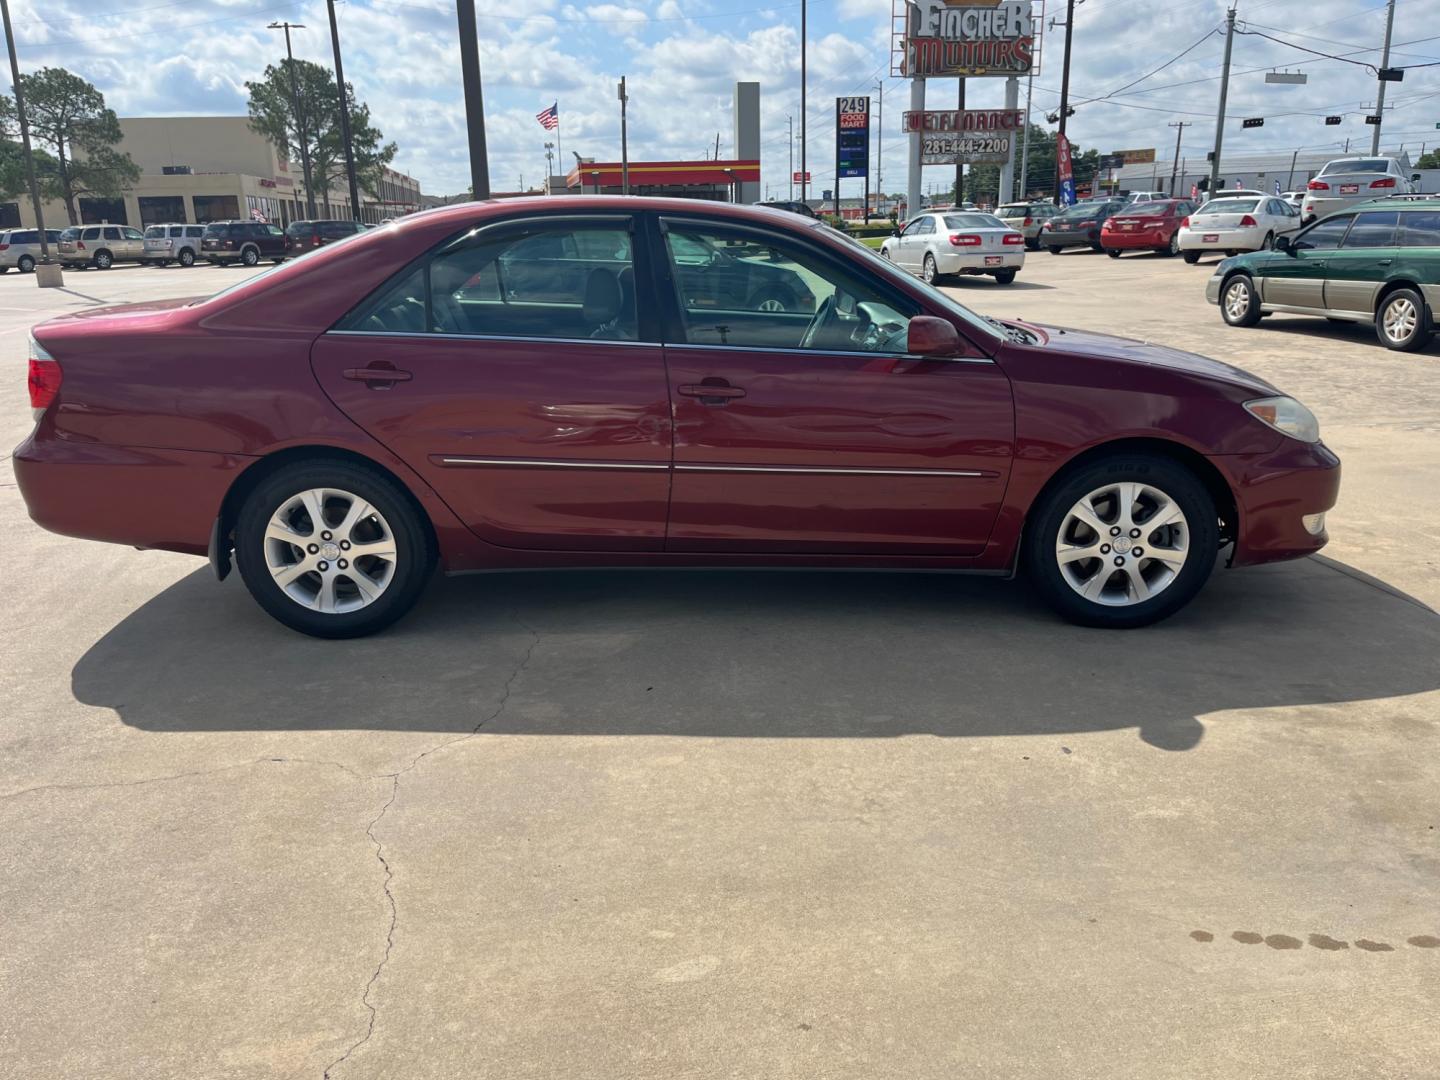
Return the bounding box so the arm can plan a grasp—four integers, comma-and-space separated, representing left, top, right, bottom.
1219, 439, 1342, 567
935, 250, 1025, 274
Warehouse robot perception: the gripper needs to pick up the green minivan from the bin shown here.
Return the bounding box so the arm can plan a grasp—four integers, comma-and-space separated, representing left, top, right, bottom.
1205, 195, 1440, 351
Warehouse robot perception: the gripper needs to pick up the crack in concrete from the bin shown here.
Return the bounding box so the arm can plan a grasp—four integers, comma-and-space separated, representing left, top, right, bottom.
322, 614, 541, 1079
0, 756, 365, 804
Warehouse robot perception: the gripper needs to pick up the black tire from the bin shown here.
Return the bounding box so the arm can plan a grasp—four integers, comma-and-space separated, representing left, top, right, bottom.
235, 460, 435, 638
1089, 242, 1104, 252
18, 254, 35, 272
1048, 245, 1062, 255
94, 250, 113, 269
993, 268, 1017, 285
178, 248, 196, 267
1024, 454, 1219, 629
1260, 232, 1274, 251
1105, 249, 1121, 259
1025, 237, 1039, 251
1375, 287, 1434, 352
241, 245, 260, 267
1219, 273, 1262, 327
1182, 251, 1201, 264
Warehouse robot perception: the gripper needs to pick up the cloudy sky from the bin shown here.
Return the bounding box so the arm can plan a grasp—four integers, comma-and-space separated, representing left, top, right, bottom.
8, 0, 1440, 199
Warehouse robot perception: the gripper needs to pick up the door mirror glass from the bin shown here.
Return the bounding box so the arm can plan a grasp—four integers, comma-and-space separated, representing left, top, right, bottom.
906, 316, 960, 357
1273, 234, 1292, 254
1412, 173, 1421, 182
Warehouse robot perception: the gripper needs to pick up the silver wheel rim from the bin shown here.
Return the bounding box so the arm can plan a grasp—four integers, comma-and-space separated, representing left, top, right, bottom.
757, 297, 786, 312
1223, 280, 1250, 320
264, 488, 397, 613
1056, 481, 1190, 608
923, 256, 936, 282
1383, 297, 1417, 342
244, 248, 258, 265
1169, 232, 1178, 255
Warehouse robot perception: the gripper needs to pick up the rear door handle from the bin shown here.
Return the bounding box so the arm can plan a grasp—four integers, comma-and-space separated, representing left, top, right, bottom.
678, 382, 745, 405
344, 364, 412, 387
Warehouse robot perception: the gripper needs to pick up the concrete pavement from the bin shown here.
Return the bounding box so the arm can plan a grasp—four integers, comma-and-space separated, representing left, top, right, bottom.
1, 252, 1436, 1080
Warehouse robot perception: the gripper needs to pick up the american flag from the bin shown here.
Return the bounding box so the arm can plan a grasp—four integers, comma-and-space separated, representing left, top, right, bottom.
536, 102, 559, 131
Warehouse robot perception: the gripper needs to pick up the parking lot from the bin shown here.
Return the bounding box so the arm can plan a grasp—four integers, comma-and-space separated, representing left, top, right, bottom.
2, 251, 1437, 1078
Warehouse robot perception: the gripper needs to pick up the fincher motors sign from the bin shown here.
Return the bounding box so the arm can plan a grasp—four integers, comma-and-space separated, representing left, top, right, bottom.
900, 0, 1038, 78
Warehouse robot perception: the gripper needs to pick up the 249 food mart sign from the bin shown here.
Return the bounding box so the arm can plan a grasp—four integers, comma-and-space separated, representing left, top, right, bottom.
897, 0, 1041, 79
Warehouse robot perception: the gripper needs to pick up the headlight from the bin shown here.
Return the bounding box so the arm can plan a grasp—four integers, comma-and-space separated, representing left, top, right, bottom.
1244, 395, 1320, 443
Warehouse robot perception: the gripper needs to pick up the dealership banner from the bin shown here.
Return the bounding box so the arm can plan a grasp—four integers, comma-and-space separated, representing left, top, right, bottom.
836, 96, 870, 179
1057, 133, 1075, 206
901, 109, 1025, 133
896, 0, 1040, 79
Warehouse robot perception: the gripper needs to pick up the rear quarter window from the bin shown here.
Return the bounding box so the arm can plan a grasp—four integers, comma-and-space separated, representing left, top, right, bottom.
1398, 211, 1440, 247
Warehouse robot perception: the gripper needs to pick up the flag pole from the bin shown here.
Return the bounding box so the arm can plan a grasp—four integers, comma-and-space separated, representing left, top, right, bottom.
557, 106, 564, 188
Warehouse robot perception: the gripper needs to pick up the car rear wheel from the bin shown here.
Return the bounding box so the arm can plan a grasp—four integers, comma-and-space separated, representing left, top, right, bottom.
1105, 249, 1121, 259
1220, 274, 1262, 327
1260, 232, 1275, 251
241, 245, 260, 267
1166, 232, 1180, 257
1182, 250, 1201, 264
1048, 245, 1062, 255
18, 255, 35, 272
1025, 237, 1039, 251
748, 286, 798, 313
1376, 287, 1433, 352
93, 250, 113, 269
993, 269, 1017, 285
1024, 455, 1218, 629
922, 253, 944, 284
178, 248, 195, 267
235, 461, 434, 638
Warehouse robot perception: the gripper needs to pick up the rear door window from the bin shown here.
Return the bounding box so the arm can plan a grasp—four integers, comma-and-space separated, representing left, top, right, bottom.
1340, 211, 1398, 248
186, 226, 204, 238
1399, 211, 1440, 247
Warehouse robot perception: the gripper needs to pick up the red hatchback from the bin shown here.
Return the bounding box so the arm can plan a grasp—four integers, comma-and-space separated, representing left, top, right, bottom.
1101, 199, 1196, 258
16, 197, 1340, 638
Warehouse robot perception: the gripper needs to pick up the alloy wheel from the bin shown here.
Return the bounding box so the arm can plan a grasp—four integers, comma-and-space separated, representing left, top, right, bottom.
1223, 280, 1251, 321
263, 487, 397, 613
1383, 296, 1418, 344
757, 297, 786, 312
1055, 481, 1189, 607
1168, 232, 1179, 256
923, 254, 937, 283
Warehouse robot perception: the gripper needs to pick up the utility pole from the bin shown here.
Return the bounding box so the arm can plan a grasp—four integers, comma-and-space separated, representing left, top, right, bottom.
455, 0, 490, 198
1018, 72, 1034, 199
955, 77, 965, 204
618, 76, 629, 195
1167, 121, 1190, 194
268, 21, 317, 218
1208, 7, 1236, 201
800, 0, 807, 203
788, 115, 794, 199
1286, 148, 1298, 191
874, 79, 884, 217
1054, 0, 1076, 205
324, 0, 362, 221
2, 0, 59, 285
1371, 0, 1397, 154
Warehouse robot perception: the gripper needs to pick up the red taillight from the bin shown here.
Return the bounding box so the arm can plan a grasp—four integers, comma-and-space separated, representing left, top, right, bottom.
1003, 233, 1024, 245
1180, 216, 1190, 228
1308, 179, 1330, 191
1239, 215, 1258, 227
0, 243, 8, 251
76, 240, 86, 249
949, 233, 981, 246
28, 339, 62, 418
1370, 176, 1397, 189
1023, 216, 1033, 225
311, 236, 321, 246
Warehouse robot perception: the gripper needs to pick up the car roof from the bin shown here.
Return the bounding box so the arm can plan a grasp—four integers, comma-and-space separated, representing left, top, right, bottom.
1346, 195, 1440, 211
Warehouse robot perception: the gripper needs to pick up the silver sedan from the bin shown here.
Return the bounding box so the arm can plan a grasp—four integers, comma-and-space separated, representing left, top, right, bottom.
881, 211, 1027, 285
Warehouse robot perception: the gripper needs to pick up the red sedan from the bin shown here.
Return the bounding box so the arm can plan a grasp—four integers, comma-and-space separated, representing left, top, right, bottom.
1101, 199, 1196, 258
16, 197, 1339, 638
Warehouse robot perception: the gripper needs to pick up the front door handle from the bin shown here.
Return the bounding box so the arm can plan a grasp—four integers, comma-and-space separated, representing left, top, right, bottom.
1377, 258, 1393, 266
678, 380, 746, 406
343, 363, 413, 388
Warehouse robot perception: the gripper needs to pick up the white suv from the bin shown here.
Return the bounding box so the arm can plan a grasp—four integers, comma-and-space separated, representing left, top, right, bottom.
142, 223, 207, 267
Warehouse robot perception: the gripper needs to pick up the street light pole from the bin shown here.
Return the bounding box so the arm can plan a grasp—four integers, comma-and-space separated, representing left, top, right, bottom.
1, 0, 59, 285
268, 21, 317, 218
800, 0, 807, 204
618, 76, 629, 195
455, 0, 491, 198
324, 0, 362, 221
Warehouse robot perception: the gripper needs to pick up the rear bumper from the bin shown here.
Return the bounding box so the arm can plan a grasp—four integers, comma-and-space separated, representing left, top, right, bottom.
1101, 227, 1169, 249
935, 250, 1025, 273
1043, 230, 1101, 249
1220, 439, 1342, 567
13, 425, 254, 557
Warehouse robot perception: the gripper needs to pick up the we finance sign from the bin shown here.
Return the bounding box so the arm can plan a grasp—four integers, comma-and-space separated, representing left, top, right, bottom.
899, 0, 1039, 79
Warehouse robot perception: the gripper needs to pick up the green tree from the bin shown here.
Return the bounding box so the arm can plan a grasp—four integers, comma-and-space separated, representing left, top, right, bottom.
1417, 149, 1440, 170
950, 125, 1110, 206
10, 68, 139, 225
246, 59, 396, 218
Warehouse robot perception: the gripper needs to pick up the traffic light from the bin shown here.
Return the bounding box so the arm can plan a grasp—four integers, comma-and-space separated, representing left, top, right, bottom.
1242, 117, 1264, 129
1196, 176, 1210, 192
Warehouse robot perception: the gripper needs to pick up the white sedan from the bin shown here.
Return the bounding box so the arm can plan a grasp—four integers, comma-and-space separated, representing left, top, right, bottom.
1177, 195, 1301, 263
880, 211, 1026, 285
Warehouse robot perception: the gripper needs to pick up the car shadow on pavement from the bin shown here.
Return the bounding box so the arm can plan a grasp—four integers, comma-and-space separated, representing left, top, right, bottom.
946, 279, 1054, 291
72, 555, 1439, 751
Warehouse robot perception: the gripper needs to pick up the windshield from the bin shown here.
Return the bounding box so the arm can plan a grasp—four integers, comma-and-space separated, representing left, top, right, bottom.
997, 204, 1036, 216
943, 214, 1004, 230
144, 226, 166, 238
1199, 198, 1259, 214
60, 228, 80, 240
1127, 202, 1175, 215
1321, 159, 1389, 174
1054, 204, 1108, 221
811, 221, 998, 344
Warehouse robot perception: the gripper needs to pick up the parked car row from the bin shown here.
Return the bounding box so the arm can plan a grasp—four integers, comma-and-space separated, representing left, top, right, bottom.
31, 219, 371, 270
0, 228, 64, 273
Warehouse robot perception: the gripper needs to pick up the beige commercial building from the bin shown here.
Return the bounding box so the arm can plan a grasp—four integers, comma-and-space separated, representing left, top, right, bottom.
3, 116, 421, 229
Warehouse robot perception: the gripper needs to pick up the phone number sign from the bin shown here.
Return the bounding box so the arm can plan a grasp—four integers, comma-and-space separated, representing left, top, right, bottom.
920, 133, 1011, 165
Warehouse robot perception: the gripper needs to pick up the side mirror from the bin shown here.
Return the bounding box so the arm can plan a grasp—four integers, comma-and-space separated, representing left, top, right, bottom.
891, 226, 901, 237
906, 315, 961, 357
1273, 234, 1293, 254
1412, 173, 1421, 182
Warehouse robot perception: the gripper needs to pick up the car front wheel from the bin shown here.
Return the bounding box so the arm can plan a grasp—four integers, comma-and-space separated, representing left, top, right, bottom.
1024, 455, 1218, 629
1221, 273, 1262, 327
1376, 287, 1433, 351
93, 250, 113, 269
234, 461, 434, 638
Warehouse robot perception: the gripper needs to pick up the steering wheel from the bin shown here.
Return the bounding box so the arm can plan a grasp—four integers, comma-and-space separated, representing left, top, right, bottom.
799, 294, 839, 349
